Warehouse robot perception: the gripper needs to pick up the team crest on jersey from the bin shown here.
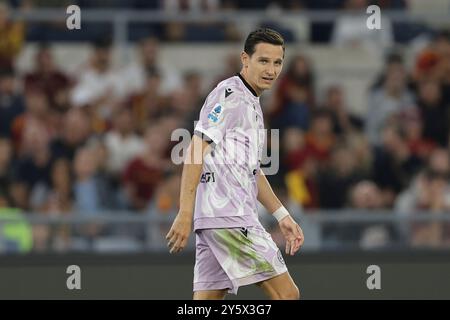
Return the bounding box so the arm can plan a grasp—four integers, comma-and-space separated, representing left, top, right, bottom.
208, 103, 223, 123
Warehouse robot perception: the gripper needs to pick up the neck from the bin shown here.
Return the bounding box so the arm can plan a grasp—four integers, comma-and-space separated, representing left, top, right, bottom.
239, 70, 261, 97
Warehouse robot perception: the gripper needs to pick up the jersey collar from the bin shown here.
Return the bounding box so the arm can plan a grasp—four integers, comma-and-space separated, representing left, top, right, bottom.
237, 73, 259, 97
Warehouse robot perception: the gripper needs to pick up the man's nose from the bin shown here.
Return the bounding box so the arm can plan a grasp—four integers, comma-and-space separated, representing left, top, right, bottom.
266, 64, 276, 76
268, 64, 277, 76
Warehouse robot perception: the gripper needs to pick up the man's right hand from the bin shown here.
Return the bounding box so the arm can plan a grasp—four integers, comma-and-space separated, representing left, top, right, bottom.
165, 211, 193, 254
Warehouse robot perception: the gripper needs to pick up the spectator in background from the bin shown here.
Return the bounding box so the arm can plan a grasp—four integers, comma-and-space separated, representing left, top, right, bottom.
348, 180, 399, 249
372, 123, 423, 207
103, 107, 144, 206
416, 80, 449, 147
182, 70, 205, 109
24, 44, 71, 113
257, 4, 296, 43
45, 158, 73, 214
50, 108, 92, 161
0, 66, 24, 138
162, 0, 239, 42
122, 36, 181, 97
13, 123, 53, 212
370, 52, 411, 92
432, 31, 450, 106
157, 115, 184, 161
399, 107, 436, 161
320, 84, 364, 135
213, 53, 242, 85
11, 88, 56, 157
122, 125, 170, 211
302, 110, 336, 167
0, 2, 25, 69
147, 171, 182, 248
181, 70, 206, 131
71, 38, 125, 133
323, 179, 399, 249
317, 143, 366, 209
281, 117, 325, 173
0, 138, 13, 204
345, 132, 373, 175
277, 128, 305, 192
395, 148, 450, 247
73, 147, 103, 214
413, 164, 450, 248
104, 107, 144, 178
412, 30, 450, 86
0, 204, 33, 253
7, 179, 28, 211
366, 64, 415, 145
128, 66, 166, 133
283, 110, 336, 174
269, 54, 315, 132
283, 111, 336, 209
168, 72, 205, 132
16, 154, 72, 218
331, 0, 393, 50
33, 158, 73, 251
322, 180, 380, 247
73, 146, 107, 244
152, 171, 181, 215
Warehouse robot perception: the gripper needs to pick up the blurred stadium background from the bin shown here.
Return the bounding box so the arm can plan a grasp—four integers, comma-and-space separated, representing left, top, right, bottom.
0, 0, 450, 299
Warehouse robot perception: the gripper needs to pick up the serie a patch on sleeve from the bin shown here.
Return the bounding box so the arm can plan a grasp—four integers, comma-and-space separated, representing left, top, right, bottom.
207, 103, 223, 123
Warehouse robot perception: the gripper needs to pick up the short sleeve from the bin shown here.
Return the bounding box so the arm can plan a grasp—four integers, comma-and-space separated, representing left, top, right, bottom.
194, 86, 241, 145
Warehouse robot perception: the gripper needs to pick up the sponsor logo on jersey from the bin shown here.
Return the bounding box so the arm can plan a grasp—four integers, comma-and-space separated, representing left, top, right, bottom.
200, 172, 216, 183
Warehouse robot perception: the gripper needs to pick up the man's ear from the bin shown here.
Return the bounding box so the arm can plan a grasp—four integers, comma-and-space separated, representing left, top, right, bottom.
241, 51, 249, 69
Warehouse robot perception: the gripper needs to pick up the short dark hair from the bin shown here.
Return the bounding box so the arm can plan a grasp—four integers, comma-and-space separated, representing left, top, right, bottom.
244, 28, 285, 57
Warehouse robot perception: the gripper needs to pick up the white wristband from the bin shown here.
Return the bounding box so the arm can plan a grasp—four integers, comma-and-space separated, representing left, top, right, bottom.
272, 206, 290, 222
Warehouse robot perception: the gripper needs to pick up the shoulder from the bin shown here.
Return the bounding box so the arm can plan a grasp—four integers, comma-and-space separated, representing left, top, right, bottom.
208, 76, 245, 101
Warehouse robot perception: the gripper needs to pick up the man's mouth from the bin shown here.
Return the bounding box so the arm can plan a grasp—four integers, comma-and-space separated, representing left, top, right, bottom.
262, 76, 274, 82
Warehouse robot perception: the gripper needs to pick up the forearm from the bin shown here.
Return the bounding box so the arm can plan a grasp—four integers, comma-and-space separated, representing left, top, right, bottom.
257, 169, 283, 214
179, 136, 210, 217
179, 161, 203, 217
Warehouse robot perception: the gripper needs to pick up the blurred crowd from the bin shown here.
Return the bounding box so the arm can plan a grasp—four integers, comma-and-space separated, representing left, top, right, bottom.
267, 30, 450, 249
1, 0, 446, 44
0, 0, 450, 252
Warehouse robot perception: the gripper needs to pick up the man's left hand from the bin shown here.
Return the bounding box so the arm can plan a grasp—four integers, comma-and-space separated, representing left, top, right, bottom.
279, 216, 304, 255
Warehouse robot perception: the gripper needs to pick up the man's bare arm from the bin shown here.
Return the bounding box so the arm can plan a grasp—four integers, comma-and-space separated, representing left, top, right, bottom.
166, 134, 211, 253
257, 169, 304, 255
257, 169, 283, 214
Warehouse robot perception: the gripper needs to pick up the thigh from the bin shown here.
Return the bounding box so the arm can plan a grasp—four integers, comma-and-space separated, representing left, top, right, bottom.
256, 272, 300, 300
193, 289, 228, 300
193, 230, 233, 294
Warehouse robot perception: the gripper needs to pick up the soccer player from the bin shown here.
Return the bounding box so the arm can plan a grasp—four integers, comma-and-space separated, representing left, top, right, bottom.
166, 28, 304, 300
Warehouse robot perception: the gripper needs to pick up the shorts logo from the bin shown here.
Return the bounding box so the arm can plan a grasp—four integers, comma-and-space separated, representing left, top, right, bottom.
207, 104, 222, 123
240, 227, 248, 237
277, 250, 285, 265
